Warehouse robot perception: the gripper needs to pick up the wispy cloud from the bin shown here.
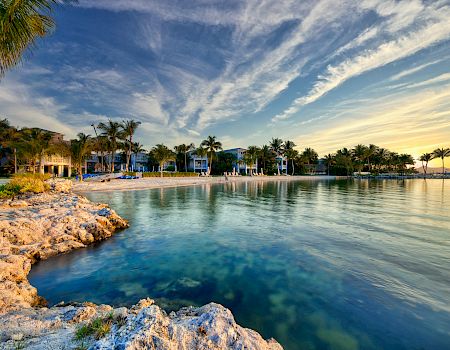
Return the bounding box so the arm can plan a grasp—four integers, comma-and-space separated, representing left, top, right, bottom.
272, 8, 450, 122
1, 0, 449, 153
389, 59, 445, 81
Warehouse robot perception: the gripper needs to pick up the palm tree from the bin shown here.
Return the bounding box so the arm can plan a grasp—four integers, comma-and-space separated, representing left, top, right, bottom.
352, 144, 368, 175
373, 148, 390, 172
433, 148, 450, 175
151, 144, 176, 177
244, 146, 260, 175
397, 154, 415, 174
419, 153, 433, 175
174, 143, 195, 172
324, 154, 334, 175
365, 144, 378, 173
283, 140, 296, 151
0, 0, 61, 77
201, 136, 222, 173
259, 145, 274, 174
0, 118, 21, 173
130, 142, 145, 171
97, 120, 122, 173
302, 147, 319, 174
69, 133, 92, 181
18, 128, 53, 173
270, 138, 284, 175
121, 119, 141, 172
284, 148, 299, 175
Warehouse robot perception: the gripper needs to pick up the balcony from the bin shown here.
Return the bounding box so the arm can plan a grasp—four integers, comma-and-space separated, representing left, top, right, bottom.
41, 155, 71, 165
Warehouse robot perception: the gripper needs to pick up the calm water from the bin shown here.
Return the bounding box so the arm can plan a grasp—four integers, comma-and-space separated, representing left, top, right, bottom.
29, 180, 450, 350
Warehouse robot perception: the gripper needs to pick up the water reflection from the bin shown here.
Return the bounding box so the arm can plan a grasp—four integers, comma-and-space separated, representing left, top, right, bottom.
29, 179, 450, 350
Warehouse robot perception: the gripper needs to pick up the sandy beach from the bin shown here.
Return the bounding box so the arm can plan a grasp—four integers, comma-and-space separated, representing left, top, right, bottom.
73, 175, 345, 192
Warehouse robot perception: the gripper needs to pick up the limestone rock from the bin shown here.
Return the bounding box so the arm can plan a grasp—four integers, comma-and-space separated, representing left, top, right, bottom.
0, 192, 128, 314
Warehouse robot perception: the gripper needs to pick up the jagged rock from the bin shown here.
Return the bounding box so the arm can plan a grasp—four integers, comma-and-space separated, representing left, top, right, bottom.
47, 178, 73, 193
93, 302, 282, 350
0, 192, 129, 314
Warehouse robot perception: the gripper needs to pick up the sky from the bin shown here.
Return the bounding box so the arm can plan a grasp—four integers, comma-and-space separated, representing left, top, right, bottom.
1, 0, 449, 164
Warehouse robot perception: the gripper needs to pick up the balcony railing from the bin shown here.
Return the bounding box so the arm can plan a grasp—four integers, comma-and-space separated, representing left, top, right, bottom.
42, 155, 71, 164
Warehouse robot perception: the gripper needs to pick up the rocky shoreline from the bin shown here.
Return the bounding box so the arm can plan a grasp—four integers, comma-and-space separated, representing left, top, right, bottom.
0, 180, 282, 349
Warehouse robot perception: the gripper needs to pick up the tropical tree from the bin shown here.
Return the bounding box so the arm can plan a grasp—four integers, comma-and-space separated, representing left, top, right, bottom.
0, 0, 62, 77
69, 133, 92, 181
259, 145, 274, 174
302, 147, 318, 174
18, 128, 53, 173
283, 140, 296, 151
201, 136, 222, 173
131, 142, 145, 171
151, 144, 175, 177
97, 120, 122, 173
0, 118, 21, 173
174, 143, 195, 172
334, 149, 353, 176
419, 153, 433, 175
323, 154, 334, 176
352, 144, 368, 175
397, 154, 415, 174
433, 148, 450, 175
244, 146, 260, 175
121, 119, 141, 172
365, 144, 378, 172
91, 135, 108, 172
373, 147, 390, 172
270, 138, 284, 175
284, 148, 299, 175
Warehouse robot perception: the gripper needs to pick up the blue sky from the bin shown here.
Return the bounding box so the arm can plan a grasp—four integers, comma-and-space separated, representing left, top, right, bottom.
1, 0, 449, 161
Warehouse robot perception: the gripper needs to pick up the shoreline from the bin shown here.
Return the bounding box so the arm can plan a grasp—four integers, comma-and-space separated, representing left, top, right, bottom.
0, 180, 282, 349
73, 175, 347, 193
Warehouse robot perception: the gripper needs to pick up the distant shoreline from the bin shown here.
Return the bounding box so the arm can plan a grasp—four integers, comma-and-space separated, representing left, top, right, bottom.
73, 175, 348, 192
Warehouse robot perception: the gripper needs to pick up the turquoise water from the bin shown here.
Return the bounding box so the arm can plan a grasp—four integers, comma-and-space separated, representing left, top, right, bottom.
29, 180, 450, 350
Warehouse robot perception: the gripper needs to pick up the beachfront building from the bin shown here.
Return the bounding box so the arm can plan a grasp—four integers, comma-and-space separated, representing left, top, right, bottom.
38, 130, 72, 177
275, 156, 288, 175
86, 152, 149, 172
223, 148, 258, 175
188, 152, 208, 173
130, 152, 149, 172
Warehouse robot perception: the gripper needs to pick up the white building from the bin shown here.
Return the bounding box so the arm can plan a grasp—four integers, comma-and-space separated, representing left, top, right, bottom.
37, 131, 72, 177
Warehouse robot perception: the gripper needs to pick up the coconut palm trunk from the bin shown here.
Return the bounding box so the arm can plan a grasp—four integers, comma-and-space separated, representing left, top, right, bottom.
127, 136, 133, 172
14, 148, 17, 174
111, 148, 116, 173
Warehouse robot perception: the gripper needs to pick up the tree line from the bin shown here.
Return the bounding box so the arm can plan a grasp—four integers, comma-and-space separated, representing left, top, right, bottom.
1, 118, 449, 178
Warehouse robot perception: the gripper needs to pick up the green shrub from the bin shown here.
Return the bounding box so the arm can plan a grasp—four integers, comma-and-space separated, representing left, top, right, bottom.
0, 173, 51, 199
0, 184, 21, 199
143, 172, 198, 178
9, 174, 50, 193
122, 171, 136, 176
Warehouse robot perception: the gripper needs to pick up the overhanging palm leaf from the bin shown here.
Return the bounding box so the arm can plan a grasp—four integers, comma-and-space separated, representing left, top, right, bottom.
0, 0, 59, 77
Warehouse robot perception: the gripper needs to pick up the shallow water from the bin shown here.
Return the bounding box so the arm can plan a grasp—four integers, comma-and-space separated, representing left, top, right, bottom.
29, 179, 450, 350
